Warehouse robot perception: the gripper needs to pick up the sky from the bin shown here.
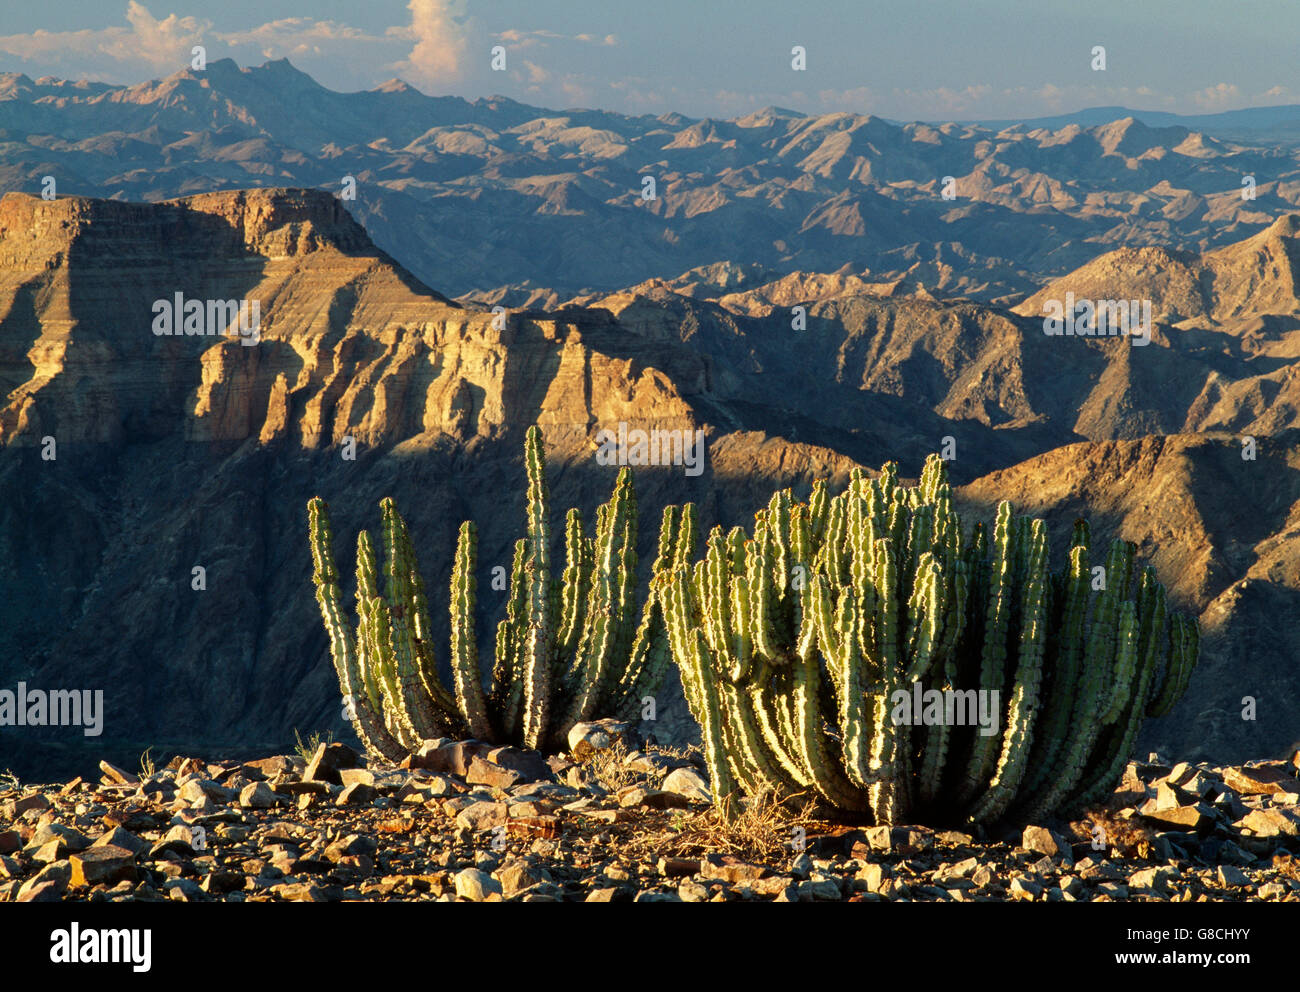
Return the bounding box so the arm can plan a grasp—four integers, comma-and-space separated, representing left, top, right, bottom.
1, 1, 1298, 122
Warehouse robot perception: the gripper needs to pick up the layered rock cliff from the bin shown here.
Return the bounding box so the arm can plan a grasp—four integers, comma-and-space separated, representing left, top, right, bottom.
1, 188, 1297, 780
0, 189, 883, 779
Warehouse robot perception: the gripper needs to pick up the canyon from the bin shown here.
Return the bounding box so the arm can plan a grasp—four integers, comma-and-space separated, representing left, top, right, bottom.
0, 184, 1297, 781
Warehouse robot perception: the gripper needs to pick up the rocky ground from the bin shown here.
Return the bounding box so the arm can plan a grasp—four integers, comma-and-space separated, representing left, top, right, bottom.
2, 720, 1298, 903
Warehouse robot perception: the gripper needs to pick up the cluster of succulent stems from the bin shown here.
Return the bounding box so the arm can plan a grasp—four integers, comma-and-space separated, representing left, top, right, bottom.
659, 455, 1198, 826
310, 434, 1199, 828
309, 426, 682, 758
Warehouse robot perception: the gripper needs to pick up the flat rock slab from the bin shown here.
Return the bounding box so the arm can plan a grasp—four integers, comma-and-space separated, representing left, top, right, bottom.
70, 846, 138, 888
1224, 765, 1300, 796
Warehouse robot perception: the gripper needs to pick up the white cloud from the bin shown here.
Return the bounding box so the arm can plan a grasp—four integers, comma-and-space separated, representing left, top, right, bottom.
219, 18, 377, 47
0, 1, 209, 78
814, 87, 877, 113
214, 17, 393, 70
0, 3, 444, 91
398, 0, 468, 84
894, 85, 993, 116
1191, 82, 1241, 111
498, 28, 561, 50
122, 0, 206, 65
1257, 85, 1300, 105
496, 28, 618, 50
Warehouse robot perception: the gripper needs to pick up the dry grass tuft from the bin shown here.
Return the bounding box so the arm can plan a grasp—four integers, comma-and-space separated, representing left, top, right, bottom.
634, 788, 821, 863
1273, 852, 1300, 881
1071, 808, 1159, 859
655, 742, 704, 765
577, 738, 639, 793
294, 728, 334, 765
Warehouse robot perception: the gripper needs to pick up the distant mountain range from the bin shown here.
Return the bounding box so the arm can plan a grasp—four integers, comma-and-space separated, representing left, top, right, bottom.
2, 58, 1300, 304
958, 104, 1300, 142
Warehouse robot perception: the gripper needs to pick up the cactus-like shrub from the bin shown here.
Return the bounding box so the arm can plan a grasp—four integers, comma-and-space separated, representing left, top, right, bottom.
657, 454, 1199, 826
308, 426, 688, 759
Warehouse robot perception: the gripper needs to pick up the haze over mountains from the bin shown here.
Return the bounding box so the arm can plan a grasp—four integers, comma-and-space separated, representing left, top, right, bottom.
964, 104, 1300, 146
1, 59, 1298, 782
3, 58, 1300, 305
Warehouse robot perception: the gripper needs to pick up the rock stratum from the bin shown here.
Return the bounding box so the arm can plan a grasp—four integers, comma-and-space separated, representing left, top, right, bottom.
0, 186, 1298, 781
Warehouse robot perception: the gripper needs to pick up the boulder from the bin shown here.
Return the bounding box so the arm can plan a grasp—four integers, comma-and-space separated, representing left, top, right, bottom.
303, 742, 361, 784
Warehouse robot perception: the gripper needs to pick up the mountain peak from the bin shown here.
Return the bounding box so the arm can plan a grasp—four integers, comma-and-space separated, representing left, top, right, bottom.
201, 57, 243, 77
257, 57, 302, 73
249, 58, 324, 88
1015, 212, 1300, 330
1091, 115, 1181, 156
737, 105, 804, 126
0, 73, 33, 99
1265, 213, 1300, 239
373, 77, 418, 94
